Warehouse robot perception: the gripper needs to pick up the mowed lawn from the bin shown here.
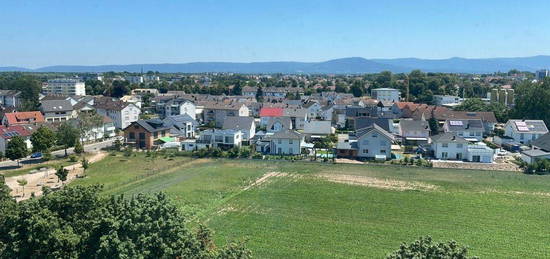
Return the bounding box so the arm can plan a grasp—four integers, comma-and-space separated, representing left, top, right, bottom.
73, 154, 550, 258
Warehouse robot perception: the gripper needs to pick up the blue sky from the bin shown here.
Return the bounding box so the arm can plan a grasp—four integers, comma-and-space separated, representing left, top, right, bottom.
1, 0, 549, 68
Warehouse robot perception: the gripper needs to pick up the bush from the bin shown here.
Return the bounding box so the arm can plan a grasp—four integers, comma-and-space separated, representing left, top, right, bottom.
68, 154, 78, 162
74, 141, 84, 154
42, 151, 53, 161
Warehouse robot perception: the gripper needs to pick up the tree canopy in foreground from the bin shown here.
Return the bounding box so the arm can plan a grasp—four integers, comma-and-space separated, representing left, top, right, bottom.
387, 236, 477, 259
0, 184, 250, 258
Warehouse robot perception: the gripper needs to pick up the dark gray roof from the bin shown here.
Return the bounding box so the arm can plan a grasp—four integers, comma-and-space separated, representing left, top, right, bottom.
40, 100, 73, 112
355, 117, 391, 132
532, 133, 550, 151
345, 106, 377, 117
445, 119, 484, 131
284, 108, 308, 118
163, 114, 198, 127
400, 120, 430, 132
131, 119, 171, 132
264, 129, 302, 140
356, 124, 394, 141
521, 148, 550, 157
222, 116, 255, 131
0, 90, 21, 96
431, 132, 469, 143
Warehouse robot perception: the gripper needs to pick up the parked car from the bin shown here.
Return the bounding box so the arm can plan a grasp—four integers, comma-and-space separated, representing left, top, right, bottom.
30, 152, 43, 159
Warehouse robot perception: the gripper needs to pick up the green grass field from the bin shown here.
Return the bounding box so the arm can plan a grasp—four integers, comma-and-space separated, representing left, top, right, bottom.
73, 153, 550, 258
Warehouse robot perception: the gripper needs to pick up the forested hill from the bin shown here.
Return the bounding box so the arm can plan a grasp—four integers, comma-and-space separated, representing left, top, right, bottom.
3, 56, 550, 73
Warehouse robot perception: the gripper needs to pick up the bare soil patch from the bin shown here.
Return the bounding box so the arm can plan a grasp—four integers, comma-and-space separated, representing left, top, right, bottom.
317, 173, 438, 191
243, 172, 288, 191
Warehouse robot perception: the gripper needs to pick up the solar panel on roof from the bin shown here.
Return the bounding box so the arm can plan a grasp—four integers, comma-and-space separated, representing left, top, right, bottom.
517, 126, 530, 132
515, 121, 527, 127
449, 121, 463, 126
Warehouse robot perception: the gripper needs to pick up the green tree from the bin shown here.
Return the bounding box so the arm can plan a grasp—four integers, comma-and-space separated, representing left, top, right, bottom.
76, 112, 104, 142
5, 136, 28, 166
256, 86, 264, 102
74, 141, 84, 154
386, 236, 477, 259
350, 80, 365, 97
455, 98, 510, 123
428, 117, 439, 134
232, 81, 243, 95
16, 179, 27, 196
0, 185, 250, 258
56, 122, 80, 156
513, 79, 550, 125
55, 166, 69, 184
81, 158, 89, 177
30, 126, 56, 153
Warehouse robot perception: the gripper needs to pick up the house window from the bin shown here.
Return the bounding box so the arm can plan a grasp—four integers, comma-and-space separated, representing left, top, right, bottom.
153, 132, 158, 138
442, 143, 448, 148
469, 132, 475, 136
278, 148, 282, 154
456, 144, 463, 148
442, 152, 448, 158
380, 149, 386, 154
520, 133, 524, 140
129, 132, 135, 139
139, 133, 145, 139
476, 132, 481, 136
289, 148, 293, 154
362, 149, 369, 154
372, 133, 378, 138
289, 139, 293, 144
278, 139, 282, 144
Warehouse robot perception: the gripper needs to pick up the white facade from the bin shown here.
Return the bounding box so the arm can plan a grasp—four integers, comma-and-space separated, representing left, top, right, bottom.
356, 128, 393, 159
45, 79, 86, 96
504, 120, 549, 145
433, 95, 463, 106
268, 136, 303, 155
466, 143, 495, 163
371, 88, 400, 102
197, 129, 243, 149
433, 141, 468, 160
97, 103, 141, 129
164, 101, 196, 119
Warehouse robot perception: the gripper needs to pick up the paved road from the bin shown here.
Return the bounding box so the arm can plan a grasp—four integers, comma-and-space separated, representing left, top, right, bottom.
0, 138, 117, 170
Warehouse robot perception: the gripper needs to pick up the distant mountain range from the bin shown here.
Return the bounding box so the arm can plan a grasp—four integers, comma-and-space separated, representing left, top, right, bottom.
3, 56, 550, 74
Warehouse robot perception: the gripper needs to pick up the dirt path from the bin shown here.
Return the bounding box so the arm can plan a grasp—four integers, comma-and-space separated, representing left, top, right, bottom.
6, 152, 107, 201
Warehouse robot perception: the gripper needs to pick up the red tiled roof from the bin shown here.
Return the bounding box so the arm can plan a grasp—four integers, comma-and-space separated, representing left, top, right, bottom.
4, 111, 45, 125
259, 107, 284, 117
394, 102, 415, 109
0, 125, 32, 139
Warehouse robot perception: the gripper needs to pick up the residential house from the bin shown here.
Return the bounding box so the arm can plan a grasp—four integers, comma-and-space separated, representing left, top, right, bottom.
242, 86, 258, 97
504, 120, 549, 145
0, 90, 21, 108
303, 121, 334, 139
284, 108, 308, 130
467, 142, 495, 163
336, 134, 358, 158
259, 107, 284, 126
94, 97, 141, 129
266, 117, 292, 133
77, 116, 116, 142
222, 116, 256, 141
2, 111, 45, 126
399, 120, 431, 145
443, 119, 484, 141
124, 119, 172, 149
319, 104, 334, 121
0, 125, 32, 154
356, 124, 394, 160
354, 117, 392, 133
40, 100, 76, 122
263, 129, 303, 155
131, 88, 159, 96
431, 133, 469, 160
196, 129, 243, 149
521, 133, 550, 164
303, 101, 322, 119
163, 114, 198, 139
159, 98, 196, 119
202, 102, 249, 128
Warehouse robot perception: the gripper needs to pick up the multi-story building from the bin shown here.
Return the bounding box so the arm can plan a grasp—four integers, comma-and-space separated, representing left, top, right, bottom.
44, 79, 86, 96
94, 97, 141, 129
371, 88, 400, 102
536, 69, 549, 81
504, 120, 549, 145
124, 119, 171, 149
40, 100, 76, 122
